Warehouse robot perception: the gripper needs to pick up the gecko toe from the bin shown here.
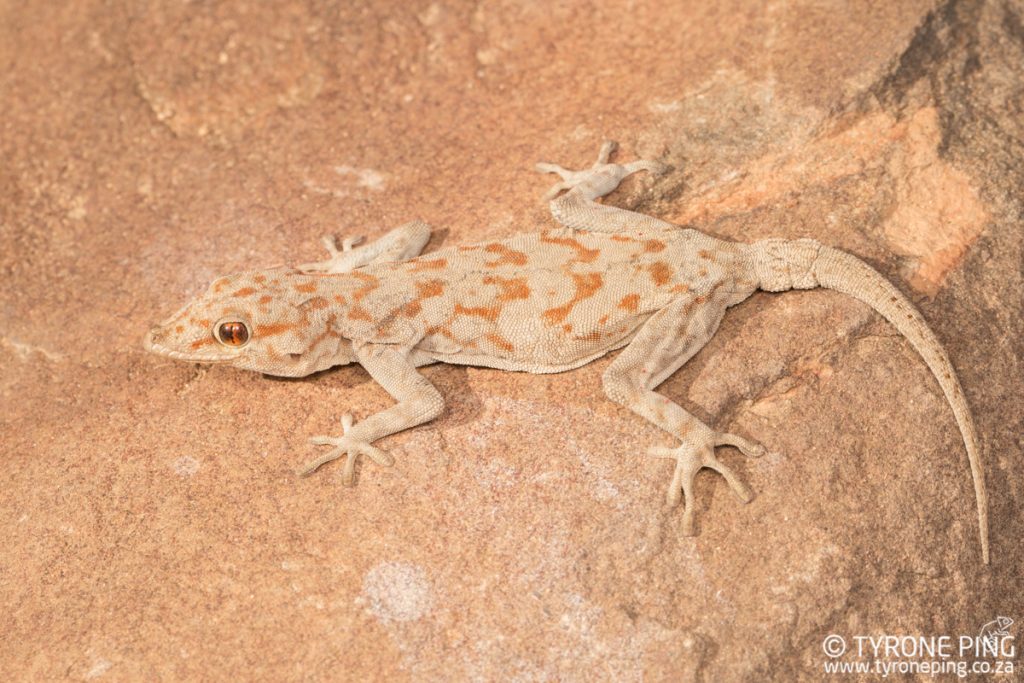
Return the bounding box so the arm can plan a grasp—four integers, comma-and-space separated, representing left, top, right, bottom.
297, 442, 344, 477
715, 431, 766, 459
361, 443, 394, 467
705, 456, 755, 503
647, 445, 679, 459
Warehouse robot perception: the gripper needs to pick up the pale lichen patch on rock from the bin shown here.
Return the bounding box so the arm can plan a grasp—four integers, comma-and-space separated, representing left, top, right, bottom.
171, 455, 200, 477
361, 562, 433, 624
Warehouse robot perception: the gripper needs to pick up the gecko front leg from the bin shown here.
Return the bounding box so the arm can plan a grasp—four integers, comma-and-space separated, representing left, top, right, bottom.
298, 343, 444, 484
535, 140, 673, 233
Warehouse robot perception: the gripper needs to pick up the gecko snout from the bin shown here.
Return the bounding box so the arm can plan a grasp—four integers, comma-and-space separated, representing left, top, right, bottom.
142, 326, 162, 353
143, 325, 180, 356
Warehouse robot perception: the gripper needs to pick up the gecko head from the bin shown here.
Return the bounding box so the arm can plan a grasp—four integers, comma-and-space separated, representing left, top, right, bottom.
144, 269, 356, 377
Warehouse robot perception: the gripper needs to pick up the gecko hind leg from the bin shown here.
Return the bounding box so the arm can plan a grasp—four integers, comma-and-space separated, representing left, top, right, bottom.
602, 293, 767, 535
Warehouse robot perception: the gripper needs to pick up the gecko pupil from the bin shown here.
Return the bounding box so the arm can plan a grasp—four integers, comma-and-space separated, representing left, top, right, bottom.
218, 322, 249, 346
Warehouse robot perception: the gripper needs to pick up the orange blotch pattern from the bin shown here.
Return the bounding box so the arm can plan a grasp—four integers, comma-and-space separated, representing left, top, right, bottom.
409, 258, 448, 272
618, 293, 640, 312
483, 275, 530, 301
484, 243, 528, 267
347, 306, 373, 321
351, 272, 380, 302
454, 303, 500, 322
649, 262, 672, 286
539, 233, 599, 263
542, 272, 603, 324
415, 280, 445, 299
425, 324, 457, 340
485, 332, 515, 352
255, 322, 295, 337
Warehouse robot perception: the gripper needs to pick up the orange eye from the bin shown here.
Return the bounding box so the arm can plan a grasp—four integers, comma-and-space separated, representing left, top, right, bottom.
215, 321, 249, 346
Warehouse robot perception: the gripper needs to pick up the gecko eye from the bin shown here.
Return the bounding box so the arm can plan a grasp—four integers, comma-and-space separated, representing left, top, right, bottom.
214, 319, 250, 347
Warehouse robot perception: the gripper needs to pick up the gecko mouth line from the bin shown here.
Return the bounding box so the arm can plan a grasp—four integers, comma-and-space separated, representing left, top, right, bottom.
143, 330, 237, 363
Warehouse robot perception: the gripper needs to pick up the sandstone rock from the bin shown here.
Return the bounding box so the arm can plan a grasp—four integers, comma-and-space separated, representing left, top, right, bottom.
1, 1, 1021, 680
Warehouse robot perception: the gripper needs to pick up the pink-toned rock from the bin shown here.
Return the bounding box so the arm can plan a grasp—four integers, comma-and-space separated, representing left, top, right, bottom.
2, 1, 1021, 680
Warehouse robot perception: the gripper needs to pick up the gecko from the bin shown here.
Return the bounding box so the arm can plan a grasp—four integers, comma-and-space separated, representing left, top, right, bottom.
144, 141, 990, 564
978, 616, 1014, 653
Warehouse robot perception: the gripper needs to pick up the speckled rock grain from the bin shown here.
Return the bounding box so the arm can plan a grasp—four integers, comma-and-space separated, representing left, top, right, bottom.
2, 1, 1022, 681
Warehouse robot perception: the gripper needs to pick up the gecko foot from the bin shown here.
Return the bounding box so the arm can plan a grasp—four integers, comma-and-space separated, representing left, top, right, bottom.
648, 431, 764, 535
535, 140, 670, 201
298, 413, 394, 485
297, 234, 367, 273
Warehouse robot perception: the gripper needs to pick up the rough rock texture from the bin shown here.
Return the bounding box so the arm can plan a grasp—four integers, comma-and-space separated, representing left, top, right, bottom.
2, 1, 1022, 680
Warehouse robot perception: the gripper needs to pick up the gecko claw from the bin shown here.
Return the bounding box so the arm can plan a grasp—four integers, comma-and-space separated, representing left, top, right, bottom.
299, 413, 394, 485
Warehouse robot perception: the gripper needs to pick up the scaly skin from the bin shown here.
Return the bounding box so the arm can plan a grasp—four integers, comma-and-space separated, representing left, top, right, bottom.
145, 142, 990, 564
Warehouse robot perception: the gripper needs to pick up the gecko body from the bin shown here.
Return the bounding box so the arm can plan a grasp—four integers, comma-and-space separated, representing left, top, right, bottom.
145, 142, 990, 563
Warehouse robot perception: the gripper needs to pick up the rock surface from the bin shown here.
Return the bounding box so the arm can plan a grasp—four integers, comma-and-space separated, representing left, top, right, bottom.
2, 0, 1022, 680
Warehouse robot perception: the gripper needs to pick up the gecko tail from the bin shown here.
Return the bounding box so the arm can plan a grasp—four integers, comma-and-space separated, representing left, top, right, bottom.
749, 238, 990, 565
